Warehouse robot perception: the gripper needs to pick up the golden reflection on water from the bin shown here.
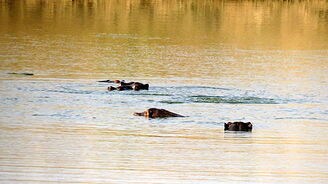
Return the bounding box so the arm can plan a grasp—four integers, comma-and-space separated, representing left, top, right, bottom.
1, 0, 328, 48
0, 0, 327, 85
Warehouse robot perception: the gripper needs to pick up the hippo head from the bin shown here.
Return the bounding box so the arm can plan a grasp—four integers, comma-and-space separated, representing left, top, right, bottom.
108, 86, 116, 91
133, 109, 154, 117
131, 83, 149, 91
133, 108, 183, 118
225, 122, 252, 131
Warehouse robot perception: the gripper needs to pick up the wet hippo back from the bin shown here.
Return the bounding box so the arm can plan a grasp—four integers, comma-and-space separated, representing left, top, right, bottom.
134, 108, 183, 118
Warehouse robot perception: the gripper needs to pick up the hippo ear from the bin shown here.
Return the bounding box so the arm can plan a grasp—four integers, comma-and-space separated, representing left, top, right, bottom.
224, 123, 229, 130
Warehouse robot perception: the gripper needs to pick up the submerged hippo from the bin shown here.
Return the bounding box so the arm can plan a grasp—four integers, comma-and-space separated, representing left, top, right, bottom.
130, 82, 149, 91
108, 85, 133, 91
224, 122, 253, 131
106, 80, 149, 91
134, 108, 184, 118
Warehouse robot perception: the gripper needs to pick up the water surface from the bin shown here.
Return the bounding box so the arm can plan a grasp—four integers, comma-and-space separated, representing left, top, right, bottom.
0, 0, 328, 183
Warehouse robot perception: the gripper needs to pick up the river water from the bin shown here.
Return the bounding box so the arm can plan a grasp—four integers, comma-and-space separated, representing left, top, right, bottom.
0, 0, 328, 183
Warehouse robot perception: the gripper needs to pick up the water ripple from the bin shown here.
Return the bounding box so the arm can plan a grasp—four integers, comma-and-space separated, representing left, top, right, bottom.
188, 95, 277, 104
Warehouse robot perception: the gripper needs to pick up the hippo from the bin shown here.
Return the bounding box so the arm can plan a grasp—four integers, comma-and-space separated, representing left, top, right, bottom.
134, 108, 184, 118
224, 122, 253, 131
107, 86, 133, 91
106, 80, 149, 91
107, 86, 116, 91
130, 82, 149, 91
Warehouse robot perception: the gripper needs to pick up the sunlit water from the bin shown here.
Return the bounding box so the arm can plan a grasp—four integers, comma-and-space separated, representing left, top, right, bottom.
0, 0, 328, 183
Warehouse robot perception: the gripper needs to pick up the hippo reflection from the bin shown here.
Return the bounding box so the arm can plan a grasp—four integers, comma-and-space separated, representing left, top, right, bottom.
224, 122, 253, 131
134, 108, 184, 118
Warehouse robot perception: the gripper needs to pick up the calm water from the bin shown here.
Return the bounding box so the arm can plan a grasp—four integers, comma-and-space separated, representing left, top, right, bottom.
1, 0, 328, 183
